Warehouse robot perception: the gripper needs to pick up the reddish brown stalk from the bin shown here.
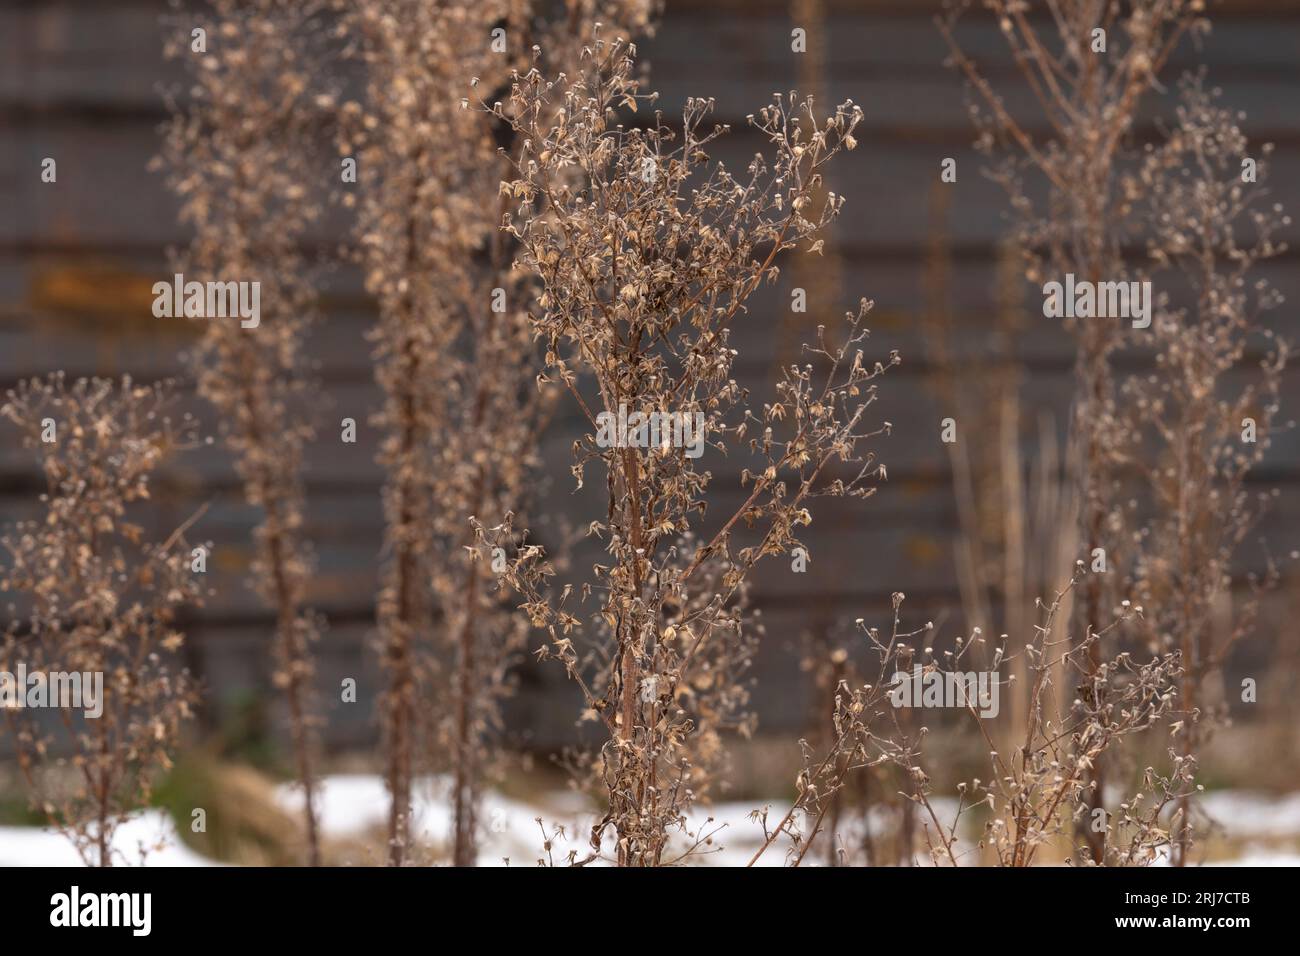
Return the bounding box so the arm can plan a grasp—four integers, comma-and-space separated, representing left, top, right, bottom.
384, 308, 423, 867
156, 1, 327, 865
236, 358, 322, 866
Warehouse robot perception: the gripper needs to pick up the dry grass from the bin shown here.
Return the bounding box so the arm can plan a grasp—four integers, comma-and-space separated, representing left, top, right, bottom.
1, 376, 205, 866
156, 0, 331, 865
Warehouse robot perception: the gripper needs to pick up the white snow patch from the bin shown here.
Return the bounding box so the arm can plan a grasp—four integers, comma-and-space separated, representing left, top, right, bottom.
0, 809, 218, 867
275, 775, 963, 866
1198, 791, 1300, 838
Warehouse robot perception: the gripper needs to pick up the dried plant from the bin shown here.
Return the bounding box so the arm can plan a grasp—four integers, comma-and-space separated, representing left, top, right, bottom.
346, 0, 463, 865
987, 575, 1190, 865
940, 0, 1205, 863
775, 5, 864, 860
755, 570, 1193, 867
156, 0, 330, 865
0, 375, 205, 866
749, 594, 925, 867
489, 39, 896, 865
345, 0, 655, 865
797, 618, 917, 866
1122, 77, 1289, 865
902, 571, 1193, 867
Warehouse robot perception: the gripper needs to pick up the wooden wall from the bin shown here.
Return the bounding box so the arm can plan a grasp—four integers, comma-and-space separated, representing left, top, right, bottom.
2, 0, 1298, 751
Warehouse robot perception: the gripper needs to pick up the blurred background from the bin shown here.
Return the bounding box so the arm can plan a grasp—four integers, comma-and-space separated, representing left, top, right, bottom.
2, 0, 1298, 864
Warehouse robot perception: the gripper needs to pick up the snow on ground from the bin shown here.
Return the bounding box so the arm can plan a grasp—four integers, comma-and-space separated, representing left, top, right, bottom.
0, 809, 217, 867
275, 777, 959, 865
275, 773, 574, 864
1141, 792, 1300, 866
2, 779, 1296, 865
1198, 791, 1300, 838
274, 774, 787, 865
1208, 849, 1300, 866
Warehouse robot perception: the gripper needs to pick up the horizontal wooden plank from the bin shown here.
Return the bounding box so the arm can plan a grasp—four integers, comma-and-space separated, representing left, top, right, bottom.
9, 113, 1300, 251
3, 354, 1298, 487
180, 579, 1300, 749
6, 2, 1299, 115
2, 371, 1296, 625
4, 252, 1298, 384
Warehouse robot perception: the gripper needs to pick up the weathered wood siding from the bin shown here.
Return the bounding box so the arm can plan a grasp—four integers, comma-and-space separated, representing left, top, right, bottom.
2, 0, 1298, 749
